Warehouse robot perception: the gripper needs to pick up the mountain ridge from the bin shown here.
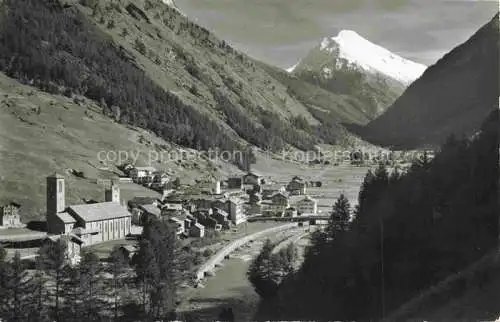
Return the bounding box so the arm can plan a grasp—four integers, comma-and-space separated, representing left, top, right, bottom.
347, 12, 499, 149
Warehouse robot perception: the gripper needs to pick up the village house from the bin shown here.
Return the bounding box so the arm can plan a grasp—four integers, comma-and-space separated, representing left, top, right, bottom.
286, 177, 307, 196
46, 174, 132, 246
43, 234, 84, 266
284, 207, 298, 217
118, 245, 137, 262
226, 177, 243, 190
189, 222, 205, 238
168, 217, 185, 236
261, 184, 286, 199
130, 166, 156, 183
243, 172, 264, 186
0, 202, 22, 228
212, 208, 231, 229
295, 195, 318, 215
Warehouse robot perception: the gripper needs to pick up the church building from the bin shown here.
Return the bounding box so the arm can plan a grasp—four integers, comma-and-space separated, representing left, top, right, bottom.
46, 173, 132, 245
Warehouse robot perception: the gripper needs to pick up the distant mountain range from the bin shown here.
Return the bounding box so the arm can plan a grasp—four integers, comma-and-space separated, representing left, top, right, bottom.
287, 30, 425, 119
347, 13, 500, 149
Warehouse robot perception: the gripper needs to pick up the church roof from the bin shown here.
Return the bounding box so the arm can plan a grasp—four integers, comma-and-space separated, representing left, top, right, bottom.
69, 202, 131, 222
56, 212, 76, 224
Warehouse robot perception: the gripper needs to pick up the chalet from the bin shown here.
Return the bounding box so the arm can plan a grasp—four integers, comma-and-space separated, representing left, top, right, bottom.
249, 193, 262, 205
189, 223, 205, 238
243, 172, 264, 185
286, 178, 307, 195
46, 174, 131, 246
295, 195, 318, 215
118, 245, 137, 261
0, 202, 22, 228
226, 177, 243, 190
261, 184, 286, 199
284, 207, 298, 217
271, 192, 289, 206
168, 217, 185, 236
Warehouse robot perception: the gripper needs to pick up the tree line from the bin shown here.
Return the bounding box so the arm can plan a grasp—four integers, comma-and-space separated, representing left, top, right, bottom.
0, 216, 190, 321
255, 109, 498, 320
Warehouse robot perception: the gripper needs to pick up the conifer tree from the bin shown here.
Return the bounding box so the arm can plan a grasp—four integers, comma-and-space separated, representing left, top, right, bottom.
108, 246, 130, 321
25, 257, 50, 322
78, 250, 105, 321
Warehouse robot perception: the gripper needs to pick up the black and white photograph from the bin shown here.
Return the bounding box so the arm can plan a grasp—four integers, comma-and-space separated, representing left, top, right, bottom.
0, 0, 498, 321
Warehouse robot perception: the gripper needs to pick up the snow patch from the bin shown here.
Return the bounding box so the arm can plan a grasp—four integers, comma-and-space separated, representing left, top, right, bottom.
320, 30, 427, 84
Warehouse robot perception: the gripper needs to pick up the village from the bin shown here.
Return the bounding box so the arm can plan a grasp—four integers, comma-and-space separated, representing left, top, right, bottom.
0, 147, 433, 270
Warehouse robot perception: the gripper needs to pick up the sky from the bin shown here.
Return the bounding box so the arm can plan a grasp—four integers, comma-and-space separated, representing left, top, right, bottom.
174, 0, 498, 68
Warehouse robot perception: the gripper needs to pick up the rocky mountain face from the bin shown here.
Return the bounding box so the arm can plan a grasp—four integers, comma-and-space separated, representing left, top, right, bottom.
0, 0, 384, 160
346, 13, 500, 149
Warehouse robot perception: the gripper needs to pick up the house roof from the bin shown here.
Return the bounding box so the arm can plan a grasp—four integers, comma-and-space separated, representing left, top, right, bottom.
297, 195, 317, 203
245, 171, 262, 178
47, 173, 64, 179
140, 204, 161, 216
213, 208, 228, 216
56, 212, 76, 224
120, 245, 136, 253
45, 234, 83, 245
69, 202, 131, 222
194, 223, 204, 229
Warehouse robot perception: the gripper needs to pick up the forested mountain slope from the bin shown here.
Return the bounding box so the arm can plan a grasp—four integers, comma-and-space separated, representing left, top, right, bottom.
0, 0, 379, 157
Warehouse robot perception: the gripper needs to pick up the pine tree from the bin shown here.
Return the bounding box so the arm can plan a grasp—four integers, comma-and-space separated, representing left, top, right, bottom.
38, 239, 70, 320
78, 250, 105, 321
108, 246, 130, 321
25, 257, 50, 322
0, 244, 9, 318
134, 238, 159, 318
247, 239, 279, 298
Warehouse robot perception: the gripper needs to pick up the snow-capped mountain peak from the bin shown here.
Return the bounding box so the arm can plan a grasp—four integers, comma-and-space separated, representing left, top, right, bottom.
318, 29, 426, 84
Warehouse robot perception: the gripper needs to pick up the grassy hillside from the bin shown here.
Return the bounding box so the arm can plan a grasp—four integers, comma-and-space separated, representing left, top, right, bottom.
0, 0, 378, 157
290, 46, 406, 119
0, 72, 241, 222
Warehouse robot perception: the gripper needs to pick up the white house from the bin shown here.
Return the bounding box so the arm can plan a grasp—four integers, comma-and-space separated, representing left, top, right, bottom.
295, 195, 318, 215
46, 174, 132, 246
130, 166, 157, 182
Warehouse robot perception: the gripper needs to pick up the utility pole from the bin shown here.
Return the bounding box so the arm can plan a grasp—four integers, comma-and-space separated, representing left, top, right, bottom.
380, 217, 386, 319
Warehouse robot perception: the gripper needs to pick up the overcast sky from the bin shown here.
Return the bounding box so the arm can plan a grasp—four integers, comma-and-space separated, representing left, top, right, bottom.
174, 0, 498, 68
